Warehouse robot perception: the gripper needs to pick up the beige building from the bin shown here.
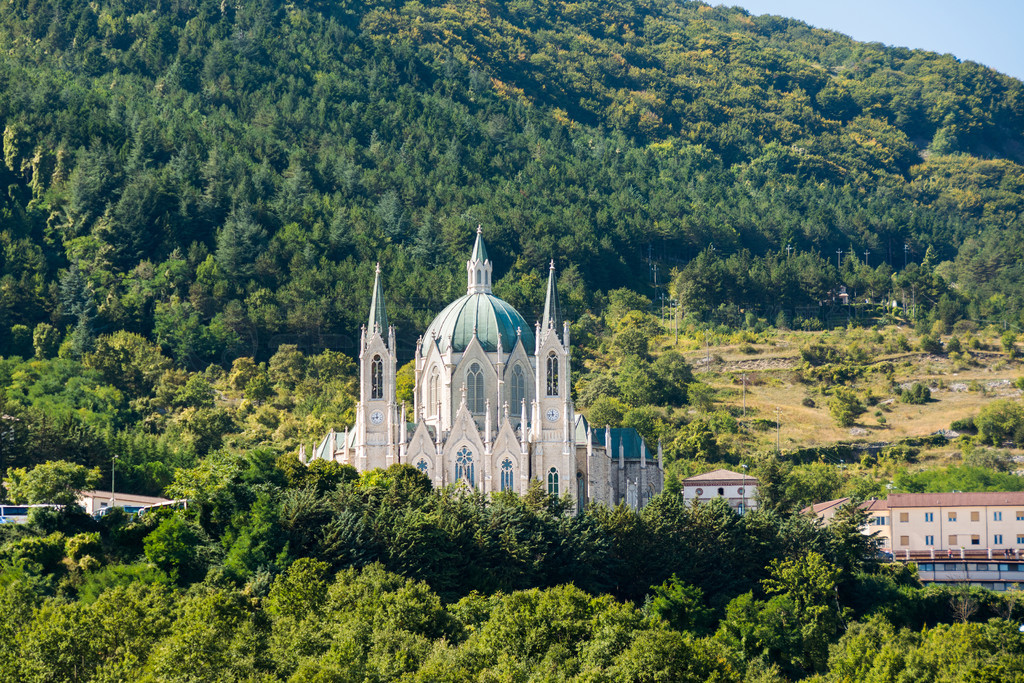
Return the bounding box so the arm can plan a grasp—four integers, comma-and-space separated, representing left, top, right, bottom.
807, 492, 1024, 590
681, 469, 758, 514
858, 492, 1024, 556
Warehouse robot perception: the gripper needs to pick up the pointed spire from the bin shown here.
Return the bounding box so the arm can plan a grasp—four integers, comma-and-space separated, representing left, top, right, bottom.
471, 224, 489, 262
542, 259, 560, 332
467, 225, 493, 294
368, 262, 389, 334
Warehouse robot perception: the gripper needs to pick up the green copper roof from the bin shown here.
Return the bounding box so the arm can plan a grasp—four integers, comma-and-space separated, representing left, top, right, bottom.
368, 263, 388, 333
471, 226, 489, 262
423, 292, 535, 354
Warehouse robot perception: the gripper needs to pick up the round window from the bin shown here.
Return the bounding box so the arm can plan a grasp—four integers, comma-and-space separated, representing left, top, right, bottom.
738, 487, 745, 495
695, 488, 703, 496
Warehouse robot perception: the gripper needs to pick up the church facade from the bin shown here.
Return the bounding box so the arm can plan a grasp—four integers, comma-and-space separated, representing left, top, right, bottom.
302, 228, 663, 509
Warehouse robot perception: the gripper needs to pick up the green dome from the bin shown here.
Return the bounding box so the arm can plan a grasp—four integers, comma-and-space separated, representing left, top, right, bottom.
423, 293, 535, 354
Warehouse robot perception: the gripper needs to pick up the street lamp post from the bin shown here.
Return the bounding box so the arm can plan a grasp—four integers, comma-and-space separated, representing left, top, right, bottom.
111, 455, 119, 508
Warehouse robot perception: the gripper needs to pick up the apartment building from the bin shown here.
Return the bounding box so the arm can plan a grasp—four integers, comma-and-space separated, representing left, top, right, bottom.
807, 492, 1024, 590
860, 492, 1024, 555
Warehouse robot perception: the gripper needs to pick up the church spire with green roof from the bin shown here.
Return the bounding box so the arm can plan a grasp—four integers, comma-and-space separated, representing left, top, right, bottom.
368, 262, 388, 334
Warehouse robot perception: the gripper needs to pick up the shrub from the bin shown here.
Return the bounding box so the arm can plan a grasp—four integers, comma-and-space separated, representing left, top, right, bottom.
950, 417, 976, 433
829, 388, 866, 427
802, 397, 816, 408
975, 400, 1024, 446
919, 335, 943, 355
901, 383, 931, 404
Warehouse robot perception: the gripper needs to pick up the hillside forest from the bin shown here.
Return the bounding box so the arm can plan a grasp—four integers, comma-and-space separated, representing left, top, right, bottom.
1, 0, 1024, 679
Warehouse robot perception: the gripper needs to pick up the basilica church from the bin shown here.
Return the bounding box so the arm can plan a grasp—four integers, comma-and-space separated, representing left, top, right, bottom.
301, 228, 663, 509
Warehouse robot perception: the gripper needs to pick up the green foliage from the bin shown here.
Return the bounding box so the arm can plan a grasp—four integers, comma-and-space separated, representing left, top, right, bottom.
894, 465, 1024, 493
828, 388, 866, 427
2, 460, 101, 506
919, 334, 944, 354
143, 513, 207, 584
647, 574, 715, 635
975, 399, 1024, 445
900, 382, 932, 404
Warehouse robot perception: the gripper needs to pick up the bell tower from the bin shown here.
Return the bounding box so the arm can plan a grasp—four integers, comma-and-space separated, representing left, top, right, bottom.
532, 261, 575, 501
355, 263, 398, 470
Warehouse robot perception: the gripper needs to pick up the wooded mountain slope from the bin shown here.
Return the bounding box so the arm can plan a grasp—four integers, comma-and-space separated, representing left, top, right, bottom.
0, 0, 1021, 363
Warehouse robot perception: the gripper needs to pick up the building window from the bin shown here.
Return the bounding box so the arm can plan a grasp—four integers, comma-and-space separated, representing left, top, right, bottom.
872, 516, 888, 526
1017, 535, 1024, 545
455, 447, 474, 486
510, 364, 526, 411
925, 512, 934, 522
467, 363, 485, 413
948, 512, 957, 522
429, 367, 439, 414
900, 512, 909, 523
971, 535, 980, 545
949, 535, 957, 546
900, 536, 909, 546
995, 511, 1003, 521
371, 355, 384, 399
925, 535, 934, 545
500, 458, 514, 492
416, 459, 429, 474
547, 467, 559, 496
995, 534, 1004, 544
578, 472, 586, 513
1017, 511, 1024, 521
737, 487, 745, 495
695, 488, 703, 496
546, 353, 559, 396
717, 487, 724, 496
971, 511, 980, 522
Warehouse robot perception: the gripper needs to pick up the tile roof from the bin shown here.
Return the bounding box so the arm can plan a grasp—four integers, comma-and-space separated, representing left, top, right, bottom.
879, 491, 1024, 508
801, 497, 851, 515
683, 469, 758, 484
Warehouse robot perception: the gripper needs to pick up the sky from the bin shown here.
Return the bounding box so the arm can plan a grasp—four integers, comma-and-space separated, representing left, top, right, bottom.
729, 1, 1024, 82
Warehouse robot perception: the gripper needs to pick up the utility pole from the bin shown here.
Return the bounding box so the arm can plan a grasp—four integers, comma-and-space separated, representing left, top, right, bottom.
705, 331, 711, 367
786, 243, 793, 259
672, 299, 678, 345
864, 249, 869, 266
836, 248, 843, 270
904, 243, 909, 269
741, 374, 747, 416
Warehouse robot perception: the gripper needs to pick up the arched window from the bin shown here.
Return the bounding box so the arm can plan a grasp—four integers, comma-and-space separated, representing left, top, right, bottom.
547, 467, 559, 496
416, 459, 429, 474
476, 270, 481, 284
546, 352, 559, 396
371, 355, 384, 399
500, 458, 514, 492
456, 447, 474, 486
467, 363, 485, 413
510, 364, 526, 411
429, 367, 439, 415
576, 472, 585, 514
